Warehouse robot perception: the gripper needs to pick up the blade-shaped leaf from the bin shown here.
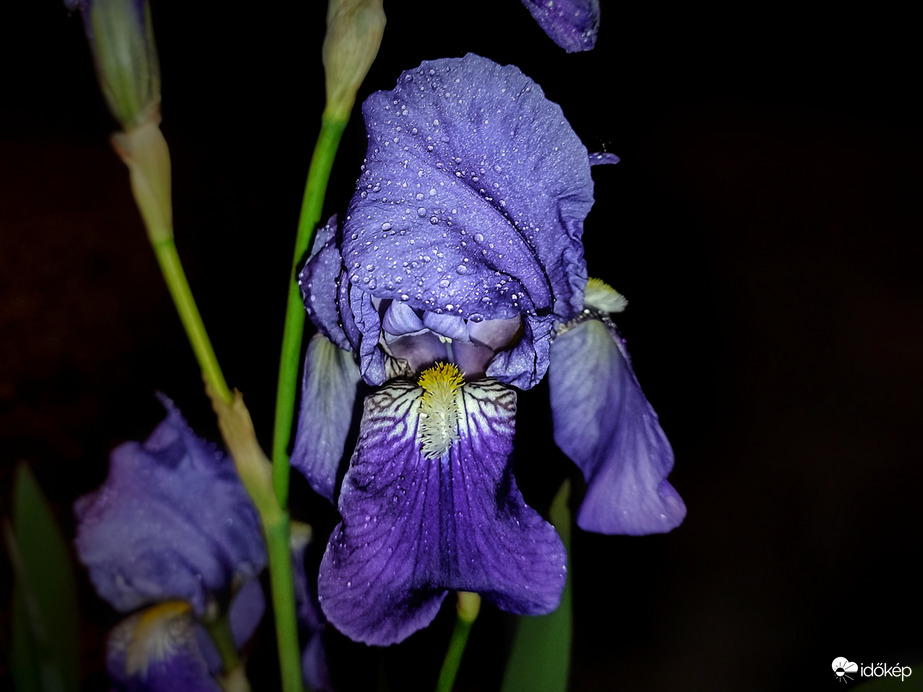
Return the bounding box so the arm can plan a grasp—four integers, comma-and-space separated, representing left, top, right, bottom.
6, 462, 80, 692
500, 480, 572, 692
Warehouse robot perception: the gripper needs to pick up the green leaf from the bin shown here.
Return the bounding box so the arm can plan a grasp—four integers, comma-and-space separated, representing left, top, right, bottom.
5, 462, 80, 692
500, 480, 573, 692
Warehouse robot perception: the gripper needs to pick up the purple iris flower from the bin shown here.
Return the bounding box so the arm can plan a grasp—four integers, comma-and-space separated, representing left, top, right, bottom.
105, 584, 264, 692
74, 397, 267, 687
74, 396, 266, 615
293, 54, 683, 645
105, 601, 221, 692
521, 0, 600, 52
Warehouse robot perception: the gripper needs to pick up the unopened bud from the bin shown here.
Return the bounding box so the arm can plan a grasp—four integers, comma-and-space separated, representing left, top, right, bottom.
67, 0, 161, 130
322, 0, 386, 121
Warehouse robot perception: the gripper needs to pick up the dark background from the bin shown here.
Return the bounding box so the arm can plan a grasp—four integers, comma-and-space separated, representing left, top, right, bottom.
2, 2, 921, 690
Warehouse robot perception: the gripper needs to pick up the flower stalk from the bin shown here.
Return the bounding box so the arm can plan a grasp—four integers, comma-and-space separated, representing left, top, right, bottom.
204, 614, 248, 690
435, 592, 481, 692
271, 0, 384, 506
272, 115, 347, 508
208, 390, 305, 692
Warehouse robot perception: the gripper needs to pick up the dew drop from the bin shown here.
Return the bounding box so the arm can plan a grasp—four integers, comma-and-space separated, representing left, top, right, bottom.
381, 222, 392, 231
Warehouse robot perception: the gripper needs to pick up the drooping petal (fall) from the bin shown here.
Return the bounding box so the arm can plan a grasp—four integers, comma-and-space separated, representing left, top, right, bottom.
521, 0, 600, 53
549, 319, 686, 534
292, 334, 363, 501
74, 396, 266, 615
318, 368, 566, 645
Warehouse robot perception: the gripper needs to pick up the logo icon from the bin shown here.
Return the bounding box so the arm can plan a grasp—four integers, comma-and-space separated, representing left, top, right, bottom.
833, 657, 858, 683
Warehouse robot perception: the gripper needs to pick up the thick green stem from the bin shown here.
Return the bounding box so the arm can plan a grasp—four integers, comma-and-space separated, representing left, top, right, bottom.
435, 592, 481, 692
209, 391, 304, 692
266, 511, 307, 692
271, 115, 348, 508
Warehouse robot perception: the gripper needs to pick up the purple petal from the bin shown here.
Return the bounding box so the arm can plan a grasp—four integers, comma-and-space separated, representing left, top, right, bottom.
318, 376, 566, 645
74, 397, 266, 615
381, 300, 425, 336
291, 524, 333, 691
589, 151, 620, 166
227, 578, 265, 651
549, 319, 686, 534
292, 334, 362, 501
300, 217, 354, 351
386, 330, 452, 375
422, 312, 470, 341
107, 602, 221, 692
486, 314, 554, 389
343, 53, 593, 325
521, 0, 600, 52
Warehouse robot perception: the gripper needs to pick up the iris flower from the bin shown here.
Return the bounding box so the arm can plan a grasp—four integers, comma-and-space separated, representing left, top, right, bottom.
74, 397, 266, 689
294, 54, 684, 645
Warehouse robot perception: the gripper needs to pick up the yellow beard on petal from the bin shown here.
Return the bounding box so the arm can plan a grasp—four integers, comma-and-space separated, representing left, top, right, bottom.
585, 277, 628, 313
121, 600, 193, 676
417, 362, 465, 459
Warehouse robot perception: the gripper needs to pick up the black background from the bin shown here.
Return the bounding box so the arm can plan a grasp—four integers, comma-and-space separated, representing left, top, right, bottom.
2, 2, 921, 690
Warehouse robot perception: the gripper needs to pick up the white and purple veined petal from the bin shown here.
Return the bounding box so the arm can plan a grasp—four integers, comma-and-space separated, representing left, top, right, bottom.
521, 0, 601, 53
549, 313, 686, 535
74, 396, 266, 616
317, 365, 567, 645
336, 53, 595, 389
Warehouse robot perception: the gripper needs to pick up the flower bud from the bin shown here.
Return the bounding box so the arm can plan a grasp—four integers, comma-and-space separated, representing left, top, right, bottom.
322, 0, 386, 121
67, 0, 161, 129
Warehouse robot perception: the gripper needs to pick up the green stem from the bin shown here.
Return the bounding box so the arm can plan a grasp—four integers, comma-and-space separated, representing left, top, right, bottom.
435, 592, 481, 692
152, 237, 232, 404
271, 115, 348, 508
204, 613, 242, 676
119, 121, 302, 692
266, 511, 308, 692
